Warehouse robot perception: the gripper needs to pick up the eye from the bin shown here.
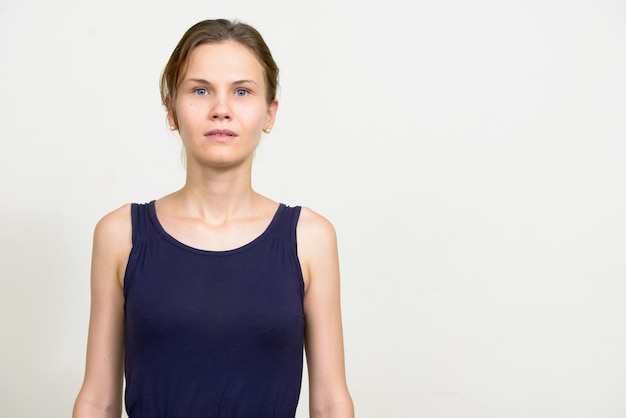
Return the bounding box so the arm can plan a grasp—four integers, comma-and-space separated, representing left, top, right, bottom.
193, 88, 208, 96
235, 88, 250, 97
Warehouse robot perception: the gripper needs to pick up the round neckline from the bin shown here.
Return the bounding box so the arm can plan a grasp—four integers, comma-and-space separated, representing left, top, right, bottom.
147, 200, 286, 256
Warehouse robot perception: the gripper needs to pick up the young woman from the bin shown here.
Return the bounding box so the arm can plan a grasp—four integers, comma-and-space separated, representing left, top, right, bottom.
72, 19, 354, 418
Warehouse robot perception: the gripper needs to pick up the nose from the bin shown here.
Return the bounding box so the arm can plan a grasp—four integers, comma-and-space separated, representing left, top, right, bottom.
210, 93, 231, 120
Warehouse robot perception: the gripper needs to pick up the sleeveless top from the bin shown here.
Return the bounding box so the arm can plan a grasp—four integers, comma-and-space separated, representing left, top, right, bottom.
123, 201, 305, 418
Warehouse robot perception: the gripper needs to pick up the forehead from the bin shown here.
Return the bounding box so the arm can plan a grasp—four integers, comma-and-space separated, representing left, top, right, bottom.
184, 41, 265, 82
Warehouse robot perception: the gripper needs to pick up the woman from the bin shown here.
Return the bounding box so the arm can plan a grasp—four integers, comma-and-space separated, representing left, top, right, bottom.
72, 19, 354, 418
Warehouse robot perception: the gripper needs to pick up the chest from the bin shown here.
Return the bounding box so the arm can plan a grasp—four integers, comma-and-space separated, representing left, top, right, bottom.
124, 237, 304, 348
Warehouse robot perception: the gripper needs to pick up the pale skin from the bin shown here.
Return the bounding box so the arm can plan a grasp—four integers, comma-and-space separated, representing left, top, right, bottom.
73, 41, 354, 417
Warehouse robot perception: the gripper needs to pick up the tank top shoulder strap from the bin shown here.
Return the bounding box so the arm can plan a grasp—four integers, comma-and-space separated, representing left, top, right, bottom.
130, 200, 159, 245
267, 204, 302, 247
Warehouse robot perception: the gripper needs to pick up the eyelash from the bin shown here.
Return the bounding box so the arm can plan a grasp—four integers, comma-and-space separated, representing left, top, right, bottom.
192, 88, 251, 96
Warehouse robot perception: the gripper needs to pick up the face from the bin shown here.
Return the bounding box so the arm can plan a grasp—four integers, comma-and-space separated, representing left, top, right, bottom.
168, 41, 278, 170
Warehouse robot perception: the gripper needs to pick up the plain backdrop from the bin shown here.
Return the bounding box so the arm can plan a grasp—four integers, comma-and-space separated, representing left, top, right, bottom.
1, 0, 625, 417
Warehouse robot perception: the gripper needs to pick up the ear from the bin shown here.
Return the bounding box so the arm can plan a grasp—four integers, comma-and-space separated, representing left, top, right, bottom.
165, 95, 177, 129
263, 99, 279, 133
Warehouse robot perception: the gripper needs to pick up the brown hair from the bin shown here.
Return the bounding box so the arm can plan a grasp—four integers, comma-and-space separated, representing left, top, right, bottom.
160, 19, 279, 109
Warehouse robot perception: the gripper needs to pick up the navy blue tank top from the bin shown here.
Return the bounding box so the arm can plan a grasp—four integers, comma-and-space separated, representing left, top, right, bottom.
123, 201, 305, 417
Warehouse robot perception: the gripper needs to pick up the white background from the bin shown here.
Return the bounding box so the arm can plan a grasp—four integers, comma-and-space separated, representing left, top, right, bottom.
1, 0, 625, 417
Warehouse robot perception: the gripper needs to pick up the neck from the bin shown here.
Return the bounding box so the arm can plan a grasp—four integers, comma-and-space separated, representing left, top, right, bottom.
174, 159, 259, 222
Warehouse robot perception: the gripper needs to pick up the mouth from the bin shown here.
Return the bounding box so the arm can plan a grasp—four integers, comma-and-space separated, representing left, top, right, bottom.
205, 129, 237, 142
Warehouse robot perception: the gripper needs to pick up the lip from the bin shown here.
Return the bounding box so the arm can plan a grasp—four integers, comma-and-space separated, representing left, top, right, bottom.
205, 129, 238, 143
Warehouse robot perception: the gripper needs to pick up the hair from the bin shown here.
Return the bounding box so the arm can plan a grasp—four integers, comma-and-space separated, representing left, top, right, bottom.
160, 19, 279, 109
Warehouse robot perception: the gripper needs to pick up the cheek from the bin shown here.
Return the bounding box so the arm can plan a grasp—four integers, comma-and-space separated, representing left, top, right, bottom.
177, 103, 203, 125
238, 104, 269, 127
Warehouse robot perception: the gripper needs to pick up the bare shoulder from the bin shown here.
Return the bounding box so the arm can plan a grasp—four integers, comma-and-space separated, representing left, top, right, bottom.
296, 207, 339, 292
93, 204, 132, 244
92, 204, 133, 285
297, 206, 337, 243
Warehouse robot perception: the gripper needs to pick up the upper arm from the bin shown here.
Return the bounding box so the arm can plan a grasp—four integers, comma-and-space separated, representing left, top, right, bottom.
297, 207, 353, 416
74, 205, 132, 417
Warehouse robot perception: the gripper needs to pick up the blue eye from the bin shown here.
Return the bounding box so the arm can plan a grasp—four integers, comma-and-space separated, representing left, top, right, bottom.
235, 88, 249, 96
194, 88, 208, 96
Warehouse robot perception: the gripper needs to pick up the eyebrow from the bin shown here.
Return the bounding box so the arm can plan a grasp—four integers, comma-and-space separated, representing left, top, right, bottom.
183, 78, 259, 86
